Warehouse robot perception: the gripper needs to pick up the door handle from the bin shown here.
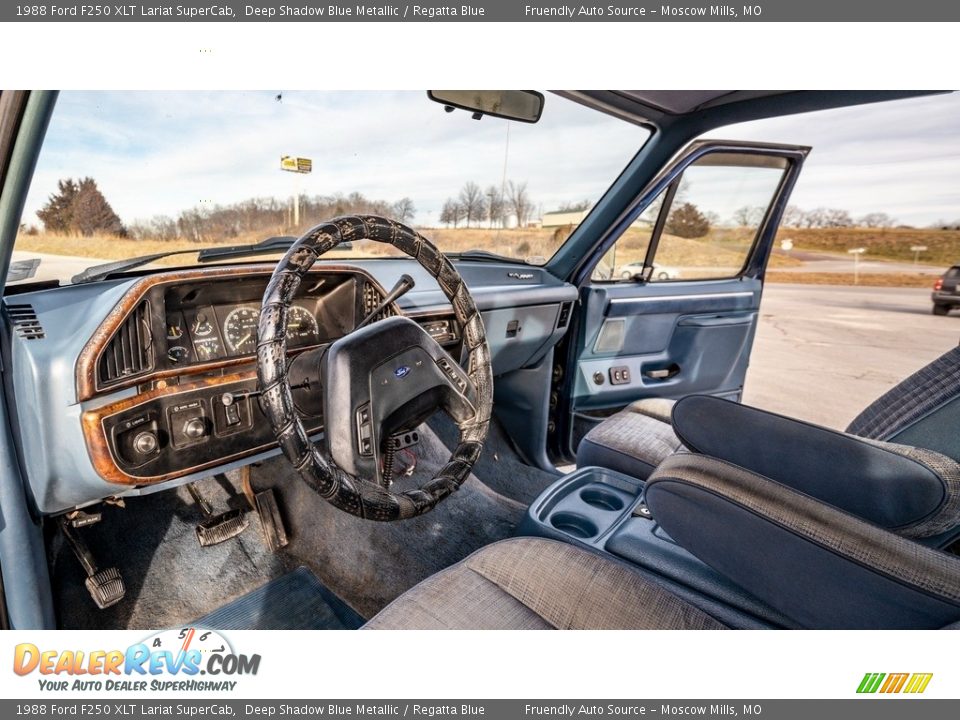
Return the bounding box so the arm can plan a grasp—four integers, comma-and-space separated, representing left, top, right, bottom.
644, 364, 680, 380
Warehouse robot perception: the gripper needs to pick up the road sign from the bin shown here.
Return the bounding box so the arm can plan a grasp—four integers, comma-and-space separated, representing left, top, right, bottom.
910, 245, 928, 252
847, 247, 866, 284
281, 156, 312, 174
780, 238, 794, 251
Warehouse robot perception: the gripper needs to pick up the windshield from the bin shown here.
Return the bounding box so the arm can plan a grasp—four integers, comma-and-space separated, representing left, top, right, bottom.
12, 91, 648, 285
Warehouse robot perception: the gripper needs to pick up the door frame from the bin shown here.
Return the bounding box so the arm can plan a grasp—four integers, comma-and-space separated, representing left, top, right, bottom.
549, 139, 810, 462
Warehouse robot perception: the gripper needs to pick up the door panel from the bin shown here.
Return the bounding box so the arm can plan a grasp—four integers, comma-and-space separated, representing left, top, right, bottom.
556, 140, 809, 458
572, 277, 761, 411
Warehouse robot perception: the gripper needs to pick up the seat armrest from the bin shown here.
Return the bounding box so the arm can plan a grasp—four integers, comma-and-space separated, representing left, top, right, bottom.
645, 454, 960, 629
671, 394, 960, 538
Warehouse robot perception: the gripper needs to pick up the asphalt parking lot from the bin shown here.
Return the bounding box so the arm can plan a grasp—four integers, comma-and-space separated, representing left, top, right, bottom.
743, 283, 959, 430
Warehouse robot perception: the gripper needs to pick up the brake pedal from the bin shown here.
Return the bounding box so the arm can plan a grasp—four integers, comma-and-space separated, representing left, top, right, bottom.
85, 567, 126, 609
187, 481, 249, 546
58, 515, 126, 609
196, 509, 249, 546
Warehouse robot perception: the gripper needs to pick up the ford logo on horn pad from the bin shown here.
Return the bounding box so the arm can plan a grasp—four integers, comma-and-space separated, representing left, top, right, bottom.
394, 366, 411, 378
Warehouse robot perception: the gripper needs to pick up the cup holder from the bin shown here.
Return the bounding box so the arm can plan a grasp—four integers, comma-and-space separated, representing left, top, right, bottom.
549, 511, 599, 539
579, 486, 626, 512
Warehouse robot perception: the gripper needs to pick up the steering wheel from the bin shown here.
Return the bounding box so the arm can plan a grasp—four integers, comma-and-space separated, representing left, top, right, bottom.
256, 216, 493, 521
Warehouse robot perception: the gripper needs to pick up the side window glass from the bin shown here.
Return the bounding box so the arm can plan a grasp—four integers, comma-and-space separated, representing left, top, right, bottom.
595, 152, 788, 283
590, 203, 657, 281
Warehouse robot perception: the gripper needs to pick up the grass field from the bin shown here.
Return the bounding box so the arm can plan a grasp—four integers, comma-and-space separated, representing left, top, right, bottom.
13, 225, 953, 288
764, 271, 935, 288
774, 227, 960, 266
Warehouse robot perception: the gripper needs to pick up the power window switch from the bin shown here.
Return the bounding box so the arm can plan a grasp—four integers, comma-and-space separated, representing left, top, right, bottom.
609, 366, 631, 385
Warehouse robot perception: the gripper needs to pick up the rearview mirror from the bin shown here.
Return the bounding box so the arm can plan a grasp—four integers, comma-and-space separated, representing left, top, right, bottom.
428, 90, 544, 123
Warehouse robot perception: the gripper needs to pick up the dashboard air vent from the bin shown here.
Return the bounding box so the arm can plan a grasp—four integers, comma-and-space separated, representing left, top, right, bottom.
98, 302, 154, 385
556, 301, 573, 329
362, 281, 394, 323
6, 304, 45, 339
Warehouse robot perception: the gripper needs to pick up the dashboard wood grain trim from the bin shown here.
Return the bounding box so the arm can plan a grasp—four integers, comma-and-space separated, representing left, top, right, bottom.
80, 369, 320, 486
75, 263, 396, 402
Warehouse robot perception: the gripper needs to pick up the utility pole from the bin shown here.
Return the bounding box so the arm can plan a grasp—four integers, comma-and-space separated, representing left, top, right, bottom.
281, 155, 312, 230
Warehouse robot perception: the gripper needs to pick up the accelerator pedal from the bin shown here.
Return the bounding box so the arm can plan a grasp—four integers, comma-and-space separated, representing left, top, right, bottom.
58, 515, 126, 609
187, 481, 249, 547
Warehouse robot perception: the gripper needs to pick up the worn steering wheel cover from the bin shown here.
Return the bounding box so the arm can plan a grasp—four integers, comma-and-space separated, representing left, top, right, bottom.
257, 215, 493, 521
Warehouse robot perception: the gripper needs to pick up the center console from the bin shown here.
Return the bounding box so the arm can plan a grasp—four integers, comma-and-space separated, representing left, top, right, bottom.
518, 465, 793, 628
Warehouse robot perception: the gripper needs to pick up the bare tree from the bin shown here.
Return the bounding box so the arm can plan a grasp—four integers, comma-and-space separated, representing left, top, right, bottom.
822, 208, 854, 228
393, 197, 416, 224
781, 205, 806, 227
858, 212, 895, 228
507, 180, 534, 227
440, 198, 465, 228
557, 199, 591, 213
485, 186, 506, 228
733, 205, 766, 226
458, 182, 486, 227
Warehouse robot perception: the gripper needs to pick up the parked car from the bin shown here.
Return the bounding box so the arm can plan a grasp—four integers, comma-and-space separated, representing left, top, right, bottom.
618, 261, 681, 281
932, 265, 960, 315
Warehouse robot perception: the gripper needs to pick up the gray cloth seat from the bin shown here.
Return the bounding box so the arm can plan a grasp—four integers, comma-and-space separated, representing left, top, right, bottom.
577, 397, 684, 479
364, 536, 725, 630
365, 455, 960, 630
577, 345, 960, 481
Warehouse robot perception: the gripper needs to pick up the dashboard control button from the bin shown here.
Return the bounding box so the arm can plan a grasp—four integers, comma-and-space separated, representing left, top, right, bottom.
224, 402, 241, 427
133, 430, 159, 455
356, 404, 374, 456
183, 417, 207, 440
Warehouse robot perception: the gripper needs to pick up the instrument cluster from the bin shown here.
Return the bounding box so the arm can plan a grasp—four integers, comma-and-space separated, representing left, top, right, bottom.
161, 273, 358, 368
165, 301, 321, 364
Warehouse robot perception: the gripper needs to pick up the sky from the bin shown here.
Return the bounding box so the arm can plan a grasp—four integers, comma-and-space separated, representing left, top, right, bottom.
21, 91, 960, 230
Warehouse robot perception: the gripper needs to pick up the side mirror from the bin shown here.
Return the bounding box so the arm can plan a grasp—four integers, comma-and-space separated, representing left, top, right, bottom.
427, 90, 544, 123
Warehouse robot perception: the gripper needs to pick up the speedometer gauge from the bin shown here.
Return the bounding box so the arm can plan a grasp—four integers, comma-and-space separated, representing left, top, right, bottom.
286, 305, 319, 346
223, 306, 259, 354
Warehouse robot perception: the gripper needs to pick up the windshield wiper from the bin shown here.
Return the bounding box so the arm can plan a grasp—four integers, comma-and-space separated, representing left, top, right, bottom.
71, 236, 300, 284
451, 249, 535, 264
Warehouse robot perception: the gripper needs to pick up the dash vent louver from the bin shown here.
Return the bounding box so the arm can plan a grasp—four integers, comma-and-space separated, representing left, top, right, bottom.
6, 304, 45, 340
556, 301, 573, 329
98, 302, 154, 385
362, 281, 394, 323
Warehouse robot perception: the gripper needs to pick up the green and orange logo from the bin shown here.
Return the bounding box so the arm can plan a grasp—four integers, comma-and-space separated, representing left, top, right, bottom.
857, 672, 933, 694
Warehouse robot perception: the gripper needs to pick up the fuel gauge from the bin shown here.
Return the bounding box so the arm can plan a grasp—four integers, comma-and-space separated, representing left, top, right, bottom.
168, 345, 189, 364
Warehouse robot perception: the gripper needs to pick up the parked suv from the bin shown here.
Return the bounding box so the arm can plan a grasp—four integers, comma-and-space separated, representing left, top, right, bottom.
932, 266, 960, 315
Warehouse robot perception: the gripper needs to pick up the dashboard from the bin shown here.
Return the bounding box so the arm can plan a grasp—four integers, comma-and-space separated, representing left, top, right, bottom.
69, 265, 461, 488
3, 259, 577, 515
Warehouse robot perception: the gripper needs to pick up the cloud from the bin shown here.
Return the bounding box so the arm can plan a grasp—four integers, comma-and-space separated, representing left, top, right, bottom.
21, 91, 960, 232
718, 92, 960, 224
23, 91, 646, 228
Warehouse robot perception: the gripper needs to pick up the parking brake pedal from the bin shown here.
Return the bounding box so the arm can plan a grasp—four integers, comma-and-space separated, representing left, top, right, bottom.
187, 482, 249, 546
58, 516, 125, 609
